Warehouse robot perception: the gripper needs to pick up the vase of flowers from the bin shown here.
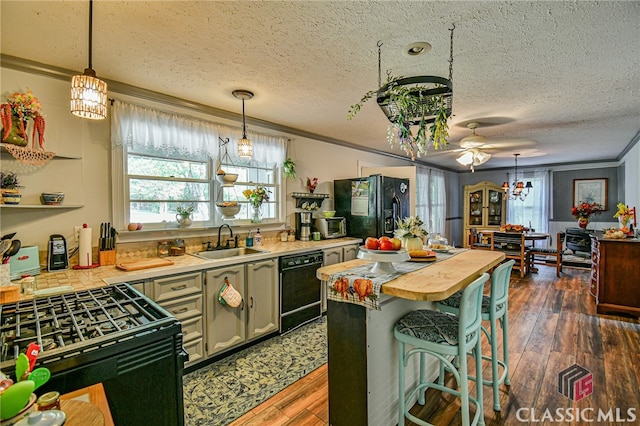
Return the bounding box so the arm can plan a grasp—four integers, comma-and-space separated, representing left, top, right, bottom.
306, 177, 318, 194
394, 216, 428, 251
176, 204, 195, 227
243, 186, 271, 223
571, 202, 603, 229
1, 89, 46, 147
613, 203, 635, 234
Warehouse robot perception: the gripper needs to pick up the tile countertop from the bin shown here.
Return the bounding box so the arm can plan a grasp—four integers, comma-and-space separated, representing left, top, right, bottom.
13, 238, 362, 301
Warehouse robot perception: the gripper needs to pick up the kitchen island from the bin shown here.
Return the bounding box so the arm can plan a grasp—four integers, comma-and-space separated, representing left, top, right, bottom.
317, 249, 505, 426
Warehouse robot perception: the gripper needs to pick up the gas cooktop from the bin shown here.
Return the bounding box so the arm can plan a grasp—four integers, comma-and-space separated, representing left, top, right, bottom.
1, 283, 176, 366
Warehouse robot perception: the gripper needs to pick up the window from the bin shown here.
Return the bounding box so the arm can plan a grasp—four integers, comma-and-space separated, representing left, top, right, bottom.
415, 166, 446, 235
506, 171, 550, 232
111, 99, 287, 231
217, 158, 278, 221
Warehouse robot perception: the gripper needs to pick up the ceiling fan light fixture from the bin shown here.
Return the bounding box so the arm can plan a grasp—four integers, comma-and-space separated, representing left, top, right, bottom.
70, 0, 108, 120
459, 122, 487, 148
233, 89, 254, 159
456, 148, 491, 172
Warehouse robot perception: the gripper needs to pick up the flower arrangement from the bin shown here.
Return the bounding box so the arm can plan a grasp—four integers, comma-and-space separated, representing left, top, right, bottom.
176, 203, 195, 218
394, 216, 428, 239
242, 186, 271, 208
1, 88, 46, 147
306, 177, 318, 193
571, 202, 603, 219
613, 203, 634, 227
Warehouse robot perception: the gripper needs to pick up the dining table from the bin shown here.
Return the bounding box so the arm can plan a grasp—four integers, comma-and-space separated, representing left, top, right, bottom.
317, 249, 505, 426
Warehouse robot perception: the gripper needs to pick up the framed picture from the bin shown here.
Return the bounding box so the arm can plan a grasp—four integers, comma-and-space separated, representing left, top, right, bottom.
573, 178, 608, 209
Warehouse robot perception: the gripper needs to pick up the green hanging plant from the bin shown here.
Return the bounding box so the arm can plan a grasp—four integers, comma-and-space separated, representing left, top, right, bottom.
283, 157, 296, 179
348, 74, 451, 161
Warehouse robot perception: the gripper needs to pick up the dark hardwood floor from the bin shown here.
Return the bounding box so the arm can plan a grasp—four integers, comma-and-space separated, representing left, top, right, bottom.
231, 265, 640, 425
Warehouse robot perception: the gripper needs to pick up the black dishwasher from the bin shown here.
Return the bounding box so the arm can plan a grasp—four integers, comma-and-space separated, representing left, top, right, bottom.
279, 251, 323, 333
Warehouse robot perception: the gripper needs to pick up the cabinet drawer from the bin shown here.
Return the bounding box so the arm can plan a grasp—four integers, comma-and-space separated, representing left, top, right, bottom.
158, 294, 203, 321
152, 272, 202, 303
180, 314, 203, 343
183, 338, 204, 366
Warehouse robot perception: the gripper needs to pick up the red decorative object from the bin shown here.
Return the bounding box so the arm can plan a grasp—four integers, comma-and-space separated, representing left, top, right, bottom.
571, 202, 603, 220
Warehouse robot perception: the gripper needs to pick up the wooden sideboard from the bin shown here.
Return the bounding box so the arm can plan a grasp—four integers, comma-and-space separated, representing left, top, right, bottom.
590, 234, 640, 316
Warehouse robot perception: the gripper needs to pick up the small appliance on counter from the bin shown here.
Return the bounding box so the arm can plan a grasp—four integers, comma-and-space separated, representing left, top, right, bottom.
296, 211, 312, 241
315, 217, 347, 239
47, 235, 69, 272
8, 246, 41, 281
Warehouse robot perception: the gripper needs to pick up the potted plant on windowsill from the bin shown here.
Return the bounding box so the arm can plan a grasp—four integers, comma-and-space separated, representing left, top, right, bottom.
176, 204, 195, 227
0, 172, 22, 205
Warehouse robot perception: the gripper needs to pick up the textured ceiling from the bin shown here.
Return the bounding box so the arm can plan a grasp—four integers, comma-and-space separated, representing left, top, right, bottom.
1, 1, 639, 170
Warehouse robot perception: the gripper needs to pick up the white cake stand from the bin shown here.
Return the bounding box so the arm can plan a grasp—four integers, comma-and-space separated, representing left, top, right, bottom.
357, 246, 410, 274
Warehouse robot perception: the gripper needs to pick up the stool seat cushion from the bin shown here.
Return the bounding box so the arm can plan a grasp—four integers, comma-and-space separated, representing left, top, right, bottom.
395, 310, 464, 345
439, 291, 504, 314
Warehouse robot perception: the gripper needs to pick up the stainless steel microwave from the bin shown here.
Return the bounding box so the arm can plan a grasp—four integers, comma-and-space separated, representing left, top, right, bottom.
315, 217, 347, 239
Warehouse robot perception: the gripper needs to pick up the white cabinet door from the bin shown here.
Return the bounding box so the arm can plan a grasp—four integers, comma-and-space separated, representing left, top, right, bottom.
246, 258, 279, 340
343, 244, 359, 261
323, 248, 343, 266
205, 264, 246, 355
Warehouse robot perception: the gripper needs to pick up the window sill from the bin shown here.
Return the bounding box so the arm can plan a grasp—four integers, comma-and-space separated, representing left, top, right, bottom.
117, 222, 286, 244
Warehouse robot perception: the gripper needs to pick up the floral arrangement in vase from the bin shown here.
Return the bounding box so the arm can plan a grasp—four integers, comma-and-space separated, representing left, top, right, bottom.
306, 177, 318, 193
613, 203, 634, 227
0, 89, 46, 147
394, 216, 428, 251
571, 201, 603, 229
243, 185, 271, 223
242, 186, 271, 208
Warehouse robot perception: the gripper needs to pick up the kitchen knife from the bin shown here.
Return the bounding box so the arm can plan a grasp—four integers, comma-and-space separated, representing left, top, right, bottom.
100, 223, 105, 250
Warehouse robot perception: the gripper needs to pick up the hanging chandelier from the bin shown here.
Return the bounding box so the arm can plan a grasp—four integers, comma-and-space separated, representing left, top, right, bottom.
503, 153, 533, 201
70, 0, 108, 120
233, 90, 253, 159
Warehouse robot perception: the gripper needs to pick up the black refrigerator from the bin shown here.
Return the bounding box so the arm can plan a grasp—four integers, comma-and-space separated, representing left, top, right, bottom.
334, 175, 410, 241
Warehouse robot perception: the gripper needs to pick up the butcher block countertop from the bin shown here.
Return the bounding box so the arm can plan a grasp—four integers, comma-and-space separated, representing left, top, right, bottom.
10, 238, 361, 302
317, 249, 505, 302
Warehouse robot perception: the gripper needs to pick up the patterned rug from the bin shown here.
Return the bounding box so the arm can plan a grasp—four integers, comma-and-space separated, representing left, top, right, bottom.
183, 317, 327, 425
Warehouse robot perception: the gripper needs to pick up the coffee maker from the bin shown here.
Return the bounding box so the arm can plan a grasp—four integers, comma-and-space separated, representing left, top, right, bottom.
295, 211, 312, 241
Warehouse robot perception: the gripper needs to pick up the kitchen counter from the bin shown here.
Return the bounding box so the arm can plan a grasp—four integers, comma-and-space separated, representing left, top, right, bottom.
11, 238, 361, 301
318, 249, 505, 426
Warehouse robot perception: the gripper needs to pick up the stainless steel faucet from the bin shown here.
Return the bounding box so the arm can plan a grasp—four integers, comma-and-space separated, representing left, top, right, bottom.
217, 224, 234, 248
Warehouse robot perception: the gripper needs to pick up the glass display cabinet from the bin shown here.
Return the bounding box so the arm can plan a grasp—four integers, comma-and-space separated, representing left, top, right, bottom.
463, 181, 506, 247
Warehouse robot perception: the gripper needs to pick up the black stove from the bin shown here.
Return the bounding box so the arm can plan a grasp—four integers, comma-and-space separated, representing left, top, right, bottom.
1, 283, 186, 426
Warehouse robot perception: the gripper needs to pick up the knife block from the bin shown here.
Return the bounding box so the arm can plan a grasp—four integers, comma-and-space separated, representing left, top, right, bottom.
99, 250, 116, 266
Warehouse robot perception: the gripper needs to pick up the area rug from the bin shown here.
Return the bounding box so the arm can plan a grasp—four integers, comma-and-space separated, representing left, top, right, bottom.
183, 317, 327, 425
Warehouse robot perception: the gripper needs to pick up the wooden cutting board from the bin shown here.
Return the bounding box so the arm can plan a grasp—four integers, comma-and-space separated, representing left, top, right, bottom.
408, 256, 437, 262
115, 258, 174, 271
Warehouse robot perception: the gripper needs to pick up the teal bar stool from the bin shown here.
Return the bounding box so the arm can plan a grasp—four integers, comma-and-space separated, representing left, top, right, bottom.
394, 272, 488, 426
437, 259, 515, 411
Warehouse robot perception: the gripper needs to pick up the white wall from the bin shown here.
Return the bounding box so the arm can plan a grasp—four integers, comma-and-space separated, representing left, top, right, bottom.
622, 141, 640, 212
1, 67, 424, 251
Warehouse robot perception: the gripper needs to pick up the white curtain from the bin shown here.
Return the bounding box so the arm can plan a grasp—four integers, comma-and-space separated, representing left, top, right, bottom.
415, 165, 446, 235
506, 169, 550, 232
111, 100, 286, 165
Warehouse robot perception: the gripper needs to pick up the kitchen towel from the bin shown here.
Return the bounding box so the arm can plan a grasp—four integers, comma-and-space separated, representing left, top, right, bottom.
78, 227, 92, 267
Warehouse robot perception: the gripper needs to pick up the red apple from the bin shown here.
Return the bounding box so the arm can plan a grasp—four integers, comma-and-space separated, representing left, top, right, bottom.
136, 223, 143, 230
379, 240, 394, 251
378, 236, 391, 242
391, 238, 402, 250
365, 237, 380, 250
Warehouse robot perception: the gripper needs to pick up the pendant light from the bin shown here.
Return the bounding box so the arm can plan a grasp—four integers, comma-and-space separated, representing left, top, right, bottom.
233, 90, 254, 159
70, 0, 108, 120
503, 153, 533, 201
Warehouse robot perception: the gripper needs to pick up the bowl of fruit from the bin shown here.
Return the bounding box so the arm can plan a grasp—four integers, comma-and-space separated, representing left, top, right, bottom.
358, 236, 409, 273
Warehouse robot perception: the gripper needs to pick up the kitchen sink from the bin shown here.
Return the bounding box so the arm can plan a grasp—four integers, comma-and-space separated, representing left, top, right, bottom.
192, 247, 268, 260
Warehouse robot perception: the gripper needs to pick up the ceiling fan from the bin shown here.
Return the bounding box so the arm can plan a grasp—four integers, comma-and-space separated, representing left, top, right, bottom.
433, 121, 537, 171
